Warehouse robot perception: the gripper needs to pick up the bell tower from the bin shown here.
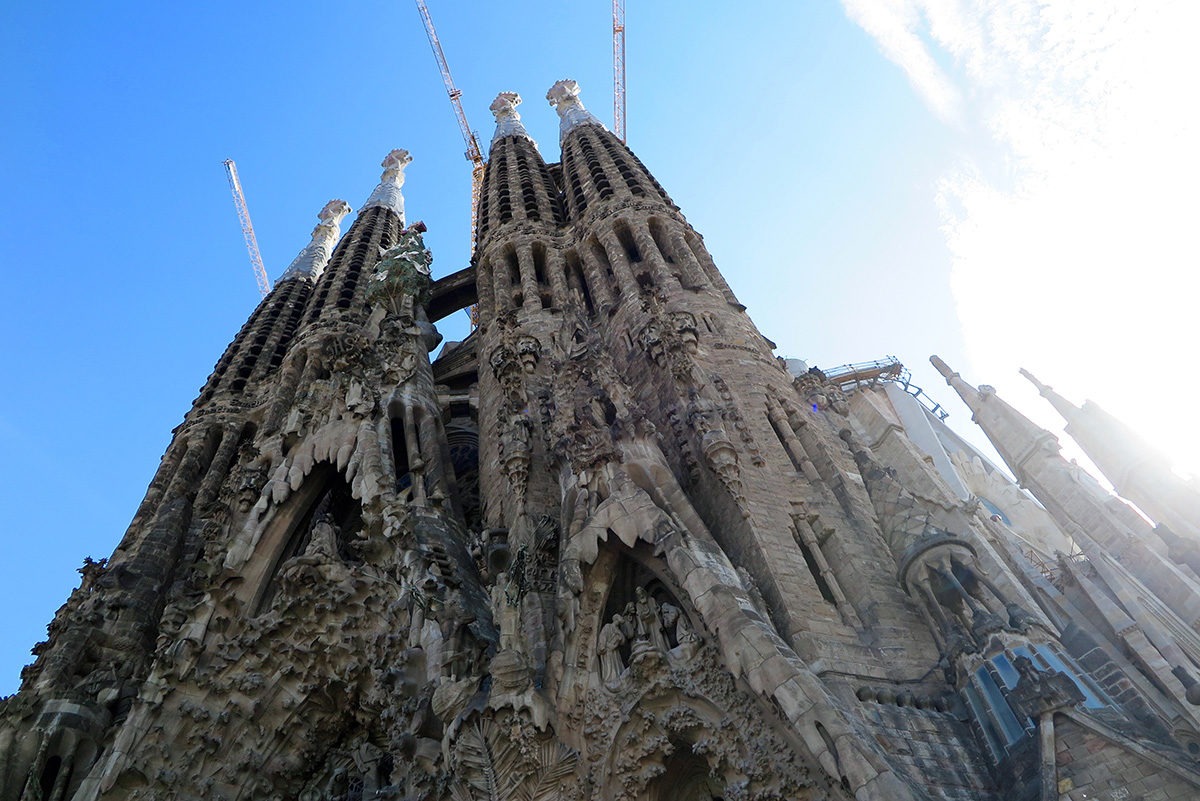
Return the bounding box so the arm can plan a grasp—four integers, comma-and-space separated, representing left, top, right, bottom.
5, 78, 1200, 801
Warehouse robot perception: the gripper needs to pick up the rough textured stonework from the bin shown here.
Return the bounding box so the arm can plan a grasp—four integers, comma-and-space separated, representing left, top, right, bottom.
6, 80, 1200, 801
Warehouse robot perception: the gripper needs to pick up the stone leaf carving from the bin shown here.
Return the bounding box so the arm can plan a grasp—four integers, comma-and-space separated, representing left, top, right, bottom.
366, 221, 433, 316
448, 712, 580, 801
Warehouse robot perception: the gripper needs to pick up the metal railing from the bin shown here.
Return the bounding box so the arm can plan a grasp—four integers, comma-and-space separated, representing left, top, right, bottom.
821, 356, 950, 420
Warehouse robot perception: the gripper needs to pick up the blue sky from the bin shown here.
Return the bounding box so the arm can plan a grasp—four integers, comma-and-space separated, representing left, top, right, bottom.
2, 2, 1193, 694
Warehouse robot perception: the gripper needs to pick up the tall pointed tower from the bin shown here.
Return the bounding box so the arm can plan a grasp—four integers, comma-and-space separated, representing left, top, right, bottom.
5, 80, 1200, 801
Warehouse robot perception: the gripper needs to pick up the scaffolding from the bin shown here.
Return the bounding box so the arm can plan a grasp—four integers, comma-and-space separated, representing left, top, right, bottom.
822, 356, 949, 420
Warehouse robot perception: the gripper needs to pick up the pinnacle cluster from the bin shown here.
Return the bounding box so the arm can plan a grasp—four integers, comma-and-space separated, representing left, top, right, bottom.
5, 81, 1200, 801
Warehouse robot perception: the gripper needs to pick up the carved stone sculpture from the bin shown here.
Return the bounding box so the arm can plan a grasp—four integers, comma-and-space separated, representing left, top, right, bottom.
598, 616, 626, 687
10, 81, 1200, 801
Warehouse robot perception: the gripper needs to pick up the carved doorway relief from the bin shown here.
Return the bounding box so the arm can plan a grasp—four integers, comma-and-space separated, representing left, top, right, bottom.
251, 464, 364, 613
644, 743, 724, 801
601, 552, 683, 666
587, 545, 701, 690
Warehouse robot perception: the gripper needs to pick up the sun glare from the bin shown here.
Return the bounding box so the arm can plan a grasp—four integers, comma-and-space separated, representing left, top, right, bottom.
845, 0, 1200, 479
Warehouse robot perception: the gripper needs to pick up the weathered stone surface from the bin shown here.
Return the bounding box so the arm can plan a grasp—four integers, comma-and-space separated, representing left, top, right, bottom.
4, 83, 1200, 801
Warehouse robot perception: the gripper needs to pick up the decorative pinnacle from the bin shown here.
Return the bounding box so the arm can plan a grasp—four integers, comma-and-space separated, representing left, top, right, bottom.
1020, 368, 1080, 421
929, 355, 958, 382
279, 199, 352, 282
546, 79, 605, 142
930, 355, 983, 407
362, 148, 413, 218
1018, 368, 1049, 394
490, 92, 535, 147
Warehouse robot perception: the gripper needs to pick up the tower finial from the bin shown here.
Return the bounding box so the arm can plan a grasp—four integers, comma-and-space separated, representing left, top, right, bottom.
546, 79, 605, 142
1019, 368, 1081, 421
362, 148, 412, 218
931, 355, 1063, 474
930, 355, 982, 407
279, 199, 352, 282
490, 92, 535, 147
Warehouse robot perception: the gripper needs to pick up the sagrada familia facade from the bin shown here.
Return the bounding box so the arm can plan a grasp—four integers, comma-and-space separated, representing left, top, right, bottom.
5, 80, 1200, 801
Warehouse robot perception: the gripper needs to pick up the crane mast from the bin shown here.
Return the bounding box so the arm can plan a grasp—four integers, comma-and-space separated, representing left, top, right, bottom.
613, 0, 627, 142
222, 159, 271, 299
414, 0, 485, 245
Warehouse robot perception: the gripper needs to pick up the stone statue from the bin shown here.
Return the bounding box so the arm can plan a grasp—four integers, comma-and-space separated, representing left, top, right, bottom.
305, 513, 340, 561
635, 587, 669, 653
660, 603, 680, 647
619, 603, 638, 640
598, 615, 627, 686
670, 311, 700, 352
674, 611, 700, 660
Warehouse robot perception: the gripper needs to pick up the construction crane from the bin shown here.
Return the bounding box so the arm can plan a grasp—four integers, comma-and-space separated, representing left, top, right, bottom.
414, 0, 485, 245
613, 0, 627, 142
222, 159, 271, 298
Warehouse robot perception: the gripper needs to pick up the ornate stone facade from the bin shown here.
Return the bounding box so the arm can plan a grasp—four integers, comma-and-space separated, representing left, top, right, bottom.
5, 81, 1200, 801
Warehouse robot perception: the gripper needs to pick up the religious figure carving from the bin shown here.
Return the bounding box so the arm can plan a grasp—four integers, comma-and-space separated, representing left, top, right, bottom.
489, 344, 517, 377
619, 603, 638, 641
635, 587, 670, 653
660, 603, 680, 647
670, 311, 700, 353
674, 611, 700, 660
598, 615, 627, 686
501, 412, 533, 506
638, 320, 666, 366
515, 336, 542, 373
306, 513, 340, 560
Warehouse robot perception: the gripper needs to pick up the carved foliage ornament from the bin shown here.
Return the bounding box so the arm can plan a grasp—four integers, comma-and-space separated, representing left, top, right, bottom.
635, 299, 699, 384
447, 712, 581, 801
366, 221, 433, 315
579, 643, 828, 800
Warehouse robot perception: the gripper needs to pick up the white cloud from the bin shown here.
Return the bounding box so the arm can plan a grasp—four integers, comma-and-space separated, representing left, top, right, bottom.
841, 0, 965, 124
845, 0, 1200, 476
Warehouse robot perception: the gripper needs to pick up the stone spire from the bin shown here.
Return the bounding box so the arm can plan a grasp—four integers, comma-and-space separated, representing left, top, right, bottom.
362, 148, 412, 217
490, 92, 535, 147
1022, 369, 1200, 539
546, 79, 605, 142
278, 199, 352, 282
1020, 368, 1081, 422
931, 356, 1200, 616
930, 356, 1061, 473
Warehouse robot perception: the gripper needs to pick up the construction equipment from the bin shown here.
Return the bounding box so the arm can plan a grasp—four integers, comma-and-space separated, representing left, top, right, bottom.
222, 159, 271, 298
414, 0, 485, 245
613, 0, 626, 142
821, 357, 949, 420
